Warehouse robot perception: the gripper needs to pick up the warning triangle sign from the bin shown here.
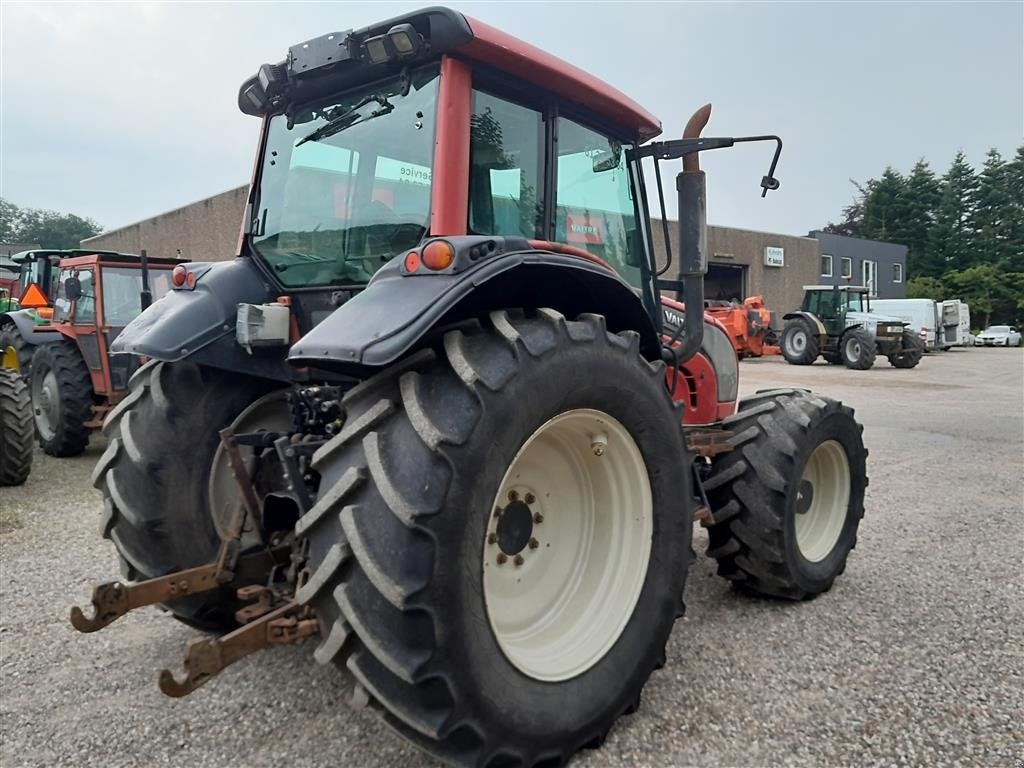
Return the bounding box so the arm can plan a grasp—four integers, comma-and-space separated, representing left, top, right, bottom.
20, 283, 49, 309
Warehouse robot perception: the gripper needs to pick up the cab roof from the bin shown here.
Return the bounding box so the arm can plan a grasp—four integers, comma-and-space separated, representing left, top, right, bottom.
240, 6, 662, 141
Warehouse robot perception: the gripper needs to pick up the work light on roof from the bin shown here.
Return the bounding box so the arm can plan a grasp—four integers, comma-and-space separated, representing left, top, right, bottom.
363, 23, 423, 65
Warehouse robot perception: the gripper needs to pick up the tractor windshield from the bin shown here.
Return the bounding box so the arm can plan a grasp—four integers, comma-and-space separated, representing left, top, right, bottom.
844, 293, 866, 313
251, 66, 440, 287
101, 267, 174, 326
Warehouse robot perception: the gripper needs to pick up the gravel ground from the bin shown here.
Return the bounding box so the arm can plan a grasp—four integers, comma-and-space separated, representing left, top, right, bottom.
1, 347, 1021, 767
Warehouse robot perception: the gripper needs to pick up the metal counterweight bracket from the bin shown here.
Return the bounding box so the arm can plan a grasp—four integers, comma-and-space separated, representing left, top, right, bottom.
158, 601, 318, 698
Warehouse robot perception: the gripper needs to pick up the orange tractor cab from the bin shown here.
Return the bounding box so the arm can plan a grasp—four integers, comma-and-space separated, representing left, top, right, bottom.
1, 251, 185, 455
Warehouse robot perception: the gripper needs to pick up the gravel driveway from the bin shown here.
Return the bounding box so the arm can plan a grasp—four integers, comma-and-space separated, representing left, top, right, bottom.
2, 347, 1021, 767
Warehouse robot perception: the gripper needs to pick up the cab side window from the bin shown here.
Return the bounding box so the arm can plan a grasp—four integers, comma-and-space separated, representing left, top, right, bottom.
74, 270, 96, 324
555, 118, 641, 285
468, 90, 544, 238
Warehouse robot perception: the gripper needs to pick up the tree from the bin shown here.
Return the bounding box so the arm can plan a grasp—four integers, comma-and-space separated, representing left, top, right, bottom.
860, 167, 907, 244
1005, 146, 1024, 272
906, 276, 946, 301
0, 198, 102, 249
944, 264, 1024, 329
969, 149, 1015, 269
901, 160, 942, 277
928, 151, 978, 274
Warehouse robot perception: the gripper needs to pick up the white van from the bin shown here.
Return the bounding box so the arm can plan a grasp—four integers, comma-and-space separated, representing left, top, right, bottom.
939, 299, 972, 346
871, 299, 943, 350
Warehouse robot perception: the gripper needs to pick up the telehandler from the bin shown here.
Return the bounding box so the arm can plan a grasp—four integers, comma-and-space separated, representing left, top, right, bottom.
71, 9, 868, 766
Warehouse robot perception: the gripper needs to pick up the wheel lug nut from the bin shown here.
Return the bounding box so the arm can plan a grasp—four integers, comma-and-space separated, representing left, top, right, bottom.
528, 538, 539, 549
533, 512, 544, 524
493, 507, 502, 518
525, 493, 535, 504
513, 555, 524, 566
507, 490, 519, 502
487, 533, 497, 545
497, 553, 508, 565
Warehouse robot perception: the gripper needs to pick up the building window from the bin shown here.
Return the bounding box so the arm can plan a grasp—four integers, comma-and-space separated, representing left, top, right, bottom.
841, 256, 852, 279
893, 263, 903, 283
820, 254, 833, 277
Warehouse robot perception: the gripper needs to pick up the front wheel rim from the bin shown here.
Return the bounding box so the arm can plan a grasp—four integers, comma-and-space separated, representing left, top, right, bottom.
31, 366, 60, 440
482, 408, 653, 682
794, 440, 851, 562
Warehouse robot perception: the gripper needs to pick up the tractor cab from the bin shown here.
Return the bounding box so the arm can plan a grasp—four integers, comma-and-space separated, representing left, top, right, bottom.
49, 252, 184, 394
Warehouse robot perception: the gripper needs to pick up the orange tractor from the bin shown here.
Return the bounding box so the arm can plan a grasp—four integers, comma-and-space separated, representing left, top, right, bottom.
1, 251, 184, 455
69, 9, 868, 766
703, 295, 780, 358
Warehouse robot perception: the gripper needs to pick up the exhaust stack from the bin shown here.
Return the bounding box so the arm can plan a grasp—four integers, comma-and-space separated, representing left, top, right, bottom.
673, 104, 711, 364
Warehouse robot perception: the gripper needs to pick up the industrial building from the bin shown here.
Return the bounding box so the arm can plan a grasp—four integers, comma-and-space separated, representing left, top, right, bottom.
83, 188, 906, 315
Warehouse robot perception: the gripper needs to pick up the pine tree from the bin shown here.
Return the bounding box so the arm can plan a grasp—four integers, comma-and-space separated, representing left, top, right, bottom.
901, 160, 942, 277
860, 168, 907, 243
929, 151, 978, 274
1001, 146, 1024, 272
970, 149, 1015, 268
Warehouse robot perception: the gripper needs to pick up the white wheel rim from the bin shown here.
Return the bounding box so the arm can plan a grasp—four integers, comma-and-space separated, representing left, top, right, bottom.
846, 337, 861, 360
208, 390, 293, 546
787, 329, 807, 355
794, 440, 851, 562
482, 408, 652, 682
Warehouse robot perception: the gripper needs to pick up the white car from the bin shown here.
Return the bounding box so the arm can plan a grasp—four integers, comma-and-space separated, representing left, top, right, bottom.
976, 325, 1022, 346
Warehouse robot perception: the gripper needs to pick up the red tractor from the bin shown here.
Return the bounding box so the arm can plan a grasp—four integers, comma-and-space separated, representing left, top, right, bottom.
71, 9, 867, 766
1, 251, 184, 455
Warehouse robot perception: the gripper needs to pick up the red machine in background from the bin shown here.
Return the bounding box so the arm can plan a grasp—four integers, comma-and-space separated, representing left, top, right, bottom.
704, 295, 780, 358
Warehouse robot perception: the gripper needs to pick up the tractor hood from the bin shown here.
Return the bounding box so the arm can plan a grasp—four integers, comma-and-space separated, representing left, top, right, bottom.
846, 311, 906, 331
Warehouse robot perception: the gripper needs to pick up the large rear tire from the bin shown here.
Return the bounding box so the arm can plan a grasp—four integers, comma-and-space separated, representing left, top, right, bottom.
703, 389, 867, 599
30, 341, 93, 457
841, 328, 876, 370
92, 361, 284, 630
0, 368, 33, 486
887, 330, 924, 369
781, 320, 819, 365
298, 309, 693, 766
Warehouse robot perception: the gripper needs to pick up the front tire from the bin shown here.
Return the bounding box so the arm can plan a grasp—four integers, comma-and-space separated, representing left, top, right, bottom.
841, 328, 876, 370
887, 330, 924, 369
0, 368, 33, 486
30, 341, 93, 456
92, 361, 284, 630
703, 389, 867, 599
298, 309, 693, 766
781, 320, 819, 365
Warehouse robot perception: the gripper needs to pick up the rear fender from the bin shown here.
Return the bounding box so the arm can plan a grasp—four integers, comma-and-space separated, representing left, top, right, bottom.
110, 258, 291, 381
288, 237, 660, 370
0, 309, 64, 346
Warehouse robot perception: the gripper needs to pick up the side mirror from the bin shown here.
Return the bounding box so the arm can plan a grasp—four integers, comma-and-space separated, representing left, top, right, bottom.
591, 144, 622, 173
64, 277, 82, 302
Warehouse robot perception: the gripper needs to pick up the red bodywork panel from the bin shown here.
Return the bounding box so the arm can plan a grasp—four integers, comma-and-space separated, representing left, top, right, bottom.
459, 18, 662, 142
430, 56, 473, 236
660, 297, 738, 425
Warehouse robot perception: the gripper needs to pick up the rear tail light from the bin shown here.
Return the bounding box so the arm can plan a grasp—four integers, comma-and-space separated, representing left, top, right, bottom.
171, 265, 187, 287
422, 240, 454, 271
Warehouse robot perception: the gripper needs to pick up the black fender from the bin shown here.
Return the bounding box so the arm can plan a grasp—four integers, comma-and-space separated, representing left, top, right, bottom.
289, 239, 660, 370
782, 311, 828, 347
0, 309, 64, 346
110, 258, 291, 381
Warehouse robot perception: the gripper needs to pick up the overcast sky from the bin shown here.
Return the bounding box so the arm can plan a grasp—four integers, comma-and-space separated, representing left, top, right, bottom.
1, 1, 1021, 240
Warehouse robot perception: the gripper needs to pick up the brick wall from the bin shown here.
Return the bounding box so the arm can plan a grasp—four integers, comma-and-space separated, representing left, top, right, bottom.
81, 186, 249, 263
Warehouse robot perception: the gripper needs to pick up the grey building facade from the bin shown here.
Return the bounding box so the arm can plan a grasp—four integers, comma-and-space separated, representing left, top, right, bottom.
808, 231, 907, 299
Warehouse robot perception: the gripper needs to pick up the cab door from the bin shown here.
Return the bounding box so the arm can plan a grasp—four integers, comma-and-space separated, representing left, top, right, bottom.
57, 267, 108, 397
